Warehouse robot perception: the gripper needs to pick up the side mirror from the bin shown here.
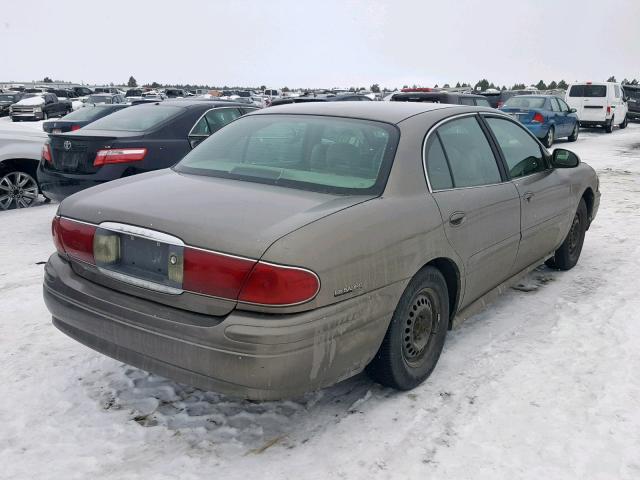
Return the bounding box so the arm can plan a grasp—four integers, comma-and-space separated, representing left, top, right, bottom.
552, 148, 580, 168
569, 108, 577, 113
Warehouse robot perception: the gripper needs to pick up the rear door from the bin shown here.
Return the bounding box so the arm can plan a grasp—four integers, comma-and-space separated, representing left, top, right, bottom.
424, 114, 521, 306
482, 115, 573, 272
549, 97, 568, 136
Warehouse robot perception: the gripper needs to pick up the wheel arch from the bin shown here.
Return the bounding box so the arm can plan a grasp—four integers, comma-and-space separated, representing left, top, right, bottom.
0, 157, 40, 177
581, 187, 595, 229
418, 257, 461, 329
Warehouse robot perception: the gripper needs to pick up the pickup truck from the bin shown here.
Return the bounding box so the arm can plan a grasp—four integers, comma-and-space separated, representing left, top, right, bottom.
10, 93, 72, 121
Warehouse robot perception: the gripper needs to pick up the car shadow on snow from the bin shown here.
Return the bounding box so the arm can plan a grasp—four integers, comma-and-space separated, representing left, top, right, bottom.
81, 265, 563, 455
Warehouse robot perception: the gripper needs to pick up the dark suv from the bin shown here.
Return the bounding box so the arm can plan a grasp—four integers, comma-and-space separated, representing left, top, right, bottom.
39, 100, 256, 201
389, 91, 491, 107
623, 85, 640, 121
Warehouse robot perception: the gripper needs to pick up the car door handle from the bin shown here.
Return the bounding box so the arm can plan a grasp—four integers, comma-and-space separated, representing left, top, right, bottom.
449, 212, 466, 226
523, 192, 535, 202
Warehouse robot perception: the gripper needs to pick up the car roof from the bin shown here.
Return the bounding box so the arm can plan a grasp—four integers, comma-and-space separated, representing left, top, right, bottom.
159, 99, 250, 108
252, 101, 456, 124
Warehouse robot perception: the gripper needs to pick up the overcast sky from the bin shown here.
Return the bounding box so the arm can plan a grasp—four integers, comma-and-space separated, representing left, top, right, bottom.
2, 0, 639, 89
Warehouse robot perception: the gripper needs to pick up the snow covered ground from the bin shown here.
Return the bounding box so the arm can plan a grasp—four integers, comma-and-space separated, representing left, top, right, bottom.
1, 124, 639, 479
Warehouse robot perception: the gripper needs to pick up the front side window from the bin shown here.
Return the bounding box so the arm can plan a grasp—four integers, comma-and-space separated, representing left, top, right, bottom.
485, 117, 545, 179
436, 116, 501, 188
175, 115, 399, 195
558, 98, 570, 112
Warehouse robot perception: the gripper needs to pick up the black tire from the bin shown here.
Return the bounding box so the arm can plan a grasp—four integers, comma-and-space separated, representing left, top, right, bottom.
620, 115, 628, 129
43, 112, 49, 120
366, 266, 449, 390
545, 198, 588, 271
542, 126, 554, 148
568, 121, 579, 142
604, 117, 614, 133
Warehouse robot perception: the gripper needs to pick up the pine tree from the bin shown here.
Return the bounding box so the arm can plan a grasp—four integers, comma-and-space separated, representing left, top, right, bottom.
548, 81, 558, 89
557, 80, 568, 89
127, 76, 137, 88
607, 76, 616, 82
535, 80, 547, 90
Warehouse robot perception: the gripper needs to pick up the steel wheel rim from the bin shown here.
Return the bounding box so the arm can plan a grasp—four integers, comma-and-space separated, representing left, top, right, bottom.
0, 171, 39, 210
548, 128, 554, 145
402, 289, 440, 366
568, 212, 582, 255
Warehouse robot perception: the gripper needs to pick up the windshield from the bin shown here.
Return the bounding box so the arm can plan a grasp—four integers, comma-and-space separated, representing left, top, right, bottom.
0, 94, 18, 102
569, 84, 607, 97
175, 114, 399, 195
87, 95, 111, 104
126, 90, 142, 97
504, 97, 547, 109
60, 105, 117, 121
85, 105, 183, 132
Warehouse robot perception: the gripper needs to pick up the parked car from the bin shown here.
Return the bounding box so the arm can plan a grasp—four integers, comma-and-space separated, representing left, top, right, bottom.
164, 88, 187, 98
500, 95, 579, 147
85, 93, 127, 105
73, 86, 94, 97
269, 93, 372, 106
47, 88, 78, 100
43, 102, 600, 400
94, 87, 125, 95
565, 82, 629, 132
0, 126, 47, 209
38, 100, 256, 201
10, 93, 72, 121
390, 91, 491, 107
125, 89, 144, 98
622, 84, 640, 121
479, 89, 537, 108
42, 104, 130, 133
0, 92, 25, 116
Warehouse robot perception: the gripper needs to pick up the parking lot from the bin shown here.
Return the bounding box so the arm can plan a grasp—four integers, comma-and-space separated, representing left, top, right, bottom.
1, 122, 639, 479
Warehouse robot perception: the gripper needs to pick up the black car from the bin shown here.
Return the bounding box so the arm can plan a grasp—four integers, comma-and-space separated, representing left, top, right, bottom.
47, 88, 78, 100
39, 100, 256, 201
73, 86, 94, 97
389, 91, 491, 107
42, 104, 130, 133
269, 93, 372, 106
0, 92, 25, 116
623, 85, 640, 121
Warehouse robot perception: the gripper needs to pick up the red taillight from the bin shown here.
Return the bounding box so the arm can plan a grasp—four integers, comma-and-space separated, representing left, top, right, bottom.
238, 262, 320, 306
42, 143, 52, 164
94, 148, 147, 167
497, 101, 504, 108
52, 216, 95, 264
532, 112, 544, 123
607, 106, 611, 115
183, 248, 256, 299
71, 125, 81, 131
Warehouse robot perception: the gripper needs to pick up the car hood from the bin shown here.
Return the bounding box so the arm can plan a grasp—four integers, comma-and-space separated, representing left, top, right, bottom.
58, 169, 374, 259
15, 96, 45, 106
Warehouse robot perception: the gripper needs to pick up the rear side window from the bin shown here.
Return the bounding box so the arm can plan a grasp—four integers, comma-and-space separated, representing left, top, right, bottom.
436, 117, 501, 188
485, 117, 545, 178
475, 98, 491, 107
191, 108, 242, 136
85, 105, 184, 132
425, 137, 453, 190
550, 98, 561, 112
459, 97, 475, 106
569, 85, 606, 97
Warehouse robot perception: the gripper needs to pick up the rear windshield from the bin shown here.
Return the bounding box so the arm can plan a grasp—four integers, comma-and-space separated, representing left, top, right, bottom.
175, 114, 399, 195
624, 88, 640, 99
504, 97, 547, 109
569, 85, 607, 97
84, 105, 183, 132
391, 94, 441, 103
87, 95, 111, 104
60, 105, 119, 121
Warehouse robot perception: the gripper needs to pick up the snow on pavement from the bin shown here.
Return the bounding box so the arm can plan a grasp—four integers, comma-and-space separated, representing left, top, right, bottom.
1, 124, 639, 479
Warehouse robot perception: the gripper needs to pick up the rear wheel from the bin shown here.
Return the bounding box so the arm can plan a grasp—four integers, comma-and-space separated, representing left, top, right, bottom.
605, 117, 614, 133
43, 112, 49, 121
366, 267, 449, 390
620, 114, 628, 129
0, 168, 40, 210
545, 198, 588, 271
542, 126, 554, 147
568, 122, 579, 142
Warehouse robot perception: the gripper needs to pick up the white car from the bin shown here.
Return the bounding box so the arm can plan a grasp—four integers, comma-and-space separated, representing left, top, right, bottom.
565, 82, 629, 132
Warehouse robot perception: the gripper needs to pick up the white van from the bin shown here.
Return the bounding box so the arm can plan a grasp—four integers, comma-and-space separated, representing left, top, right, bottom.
565, 82, 629, 132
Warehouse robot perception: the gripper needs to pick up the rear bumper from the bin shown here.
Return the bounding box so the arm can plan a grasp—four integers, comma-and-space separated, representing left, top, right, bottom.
579, 119, 610, 127
37, 162, 128, 202
43, 254, 400, 400
520, 123, 549, 139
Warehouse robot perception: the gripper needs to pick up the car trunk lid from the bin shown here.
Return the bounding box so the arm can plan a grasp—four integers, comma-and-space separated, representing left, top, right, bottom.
59, 169, 374, 314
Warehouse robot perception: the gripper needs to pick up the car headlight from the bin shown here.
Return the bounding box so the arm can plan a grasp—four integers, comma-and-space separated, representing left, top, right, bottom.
33, 106, 42, 112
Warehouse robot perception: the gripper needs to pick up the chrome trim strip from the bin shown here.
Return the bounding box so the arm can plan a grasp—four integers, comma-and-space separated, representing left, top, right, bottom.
98, 222, 185, 246
97, 267, 183, 295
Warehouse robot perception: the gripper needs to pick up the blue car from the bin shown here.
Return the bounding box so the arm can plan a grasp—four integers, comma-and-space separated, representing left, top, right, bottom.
500, 95, 579, 147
